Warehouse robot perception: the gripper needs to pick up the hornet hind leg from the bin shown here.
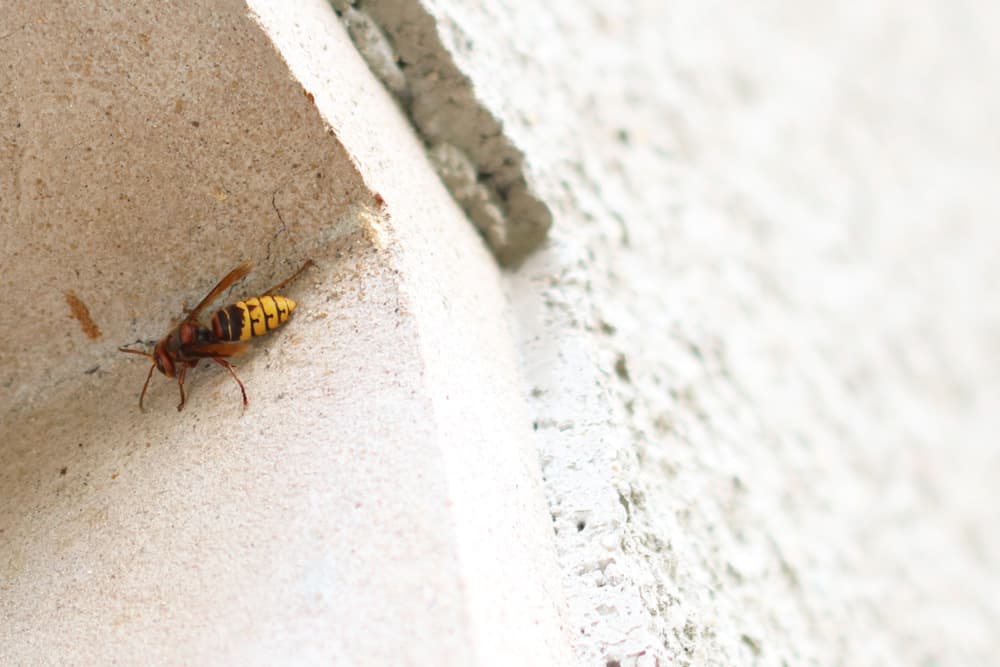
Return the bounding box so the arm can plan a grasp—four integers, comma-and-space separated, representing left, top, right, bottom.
213, 357, 248, 408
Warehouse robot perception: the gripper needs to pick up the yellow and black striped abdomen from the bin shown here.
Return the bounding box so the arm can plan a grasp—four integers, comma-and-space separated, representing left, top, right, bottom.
211, 295, 296, 341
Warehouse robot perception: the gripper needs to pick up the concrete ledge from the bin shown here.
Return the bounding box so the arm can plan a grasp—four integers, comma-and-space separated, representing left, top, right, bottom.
0, 1, 572, 664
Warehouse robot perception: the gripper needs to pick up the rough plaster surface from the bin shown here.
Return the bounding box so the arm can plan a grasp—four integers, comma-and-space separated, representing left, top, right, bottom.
331, 0, 553, 264
384, 1, 1000, 665
1, 1, 571, 664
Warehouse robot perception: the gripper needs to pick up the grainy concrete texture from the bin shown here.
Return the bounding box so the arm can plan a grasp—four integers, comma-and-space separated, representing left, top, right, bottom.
2, 1, 999, 667
1, 1, 570, 665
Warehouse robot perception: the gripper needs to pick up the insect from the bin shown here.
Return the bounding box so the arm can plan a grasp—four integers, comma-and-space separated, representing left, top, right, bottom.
119, 259, 314, 411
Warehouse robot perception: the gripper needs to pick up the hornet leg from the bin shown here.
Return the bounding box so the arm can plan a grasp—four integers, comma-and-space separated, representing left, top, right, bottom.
175, 365, 188, 412
213, 357, 248, 408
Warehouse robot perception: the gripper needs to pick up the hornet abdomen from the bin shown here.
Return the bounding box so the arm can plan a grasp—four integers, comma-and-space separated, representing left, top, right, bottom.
212, 295, 297, 342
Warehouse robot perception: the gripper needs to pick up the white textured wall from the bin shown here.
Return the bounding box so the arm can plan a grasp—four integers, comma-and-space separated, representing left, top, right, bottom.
503, 3, 1000, 665
386, 1, 1000, 664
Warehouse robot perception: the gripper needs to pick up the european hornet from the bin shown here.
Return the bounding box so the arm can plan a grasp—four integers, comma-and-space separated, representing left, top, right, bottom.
119, 260, 314, 411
